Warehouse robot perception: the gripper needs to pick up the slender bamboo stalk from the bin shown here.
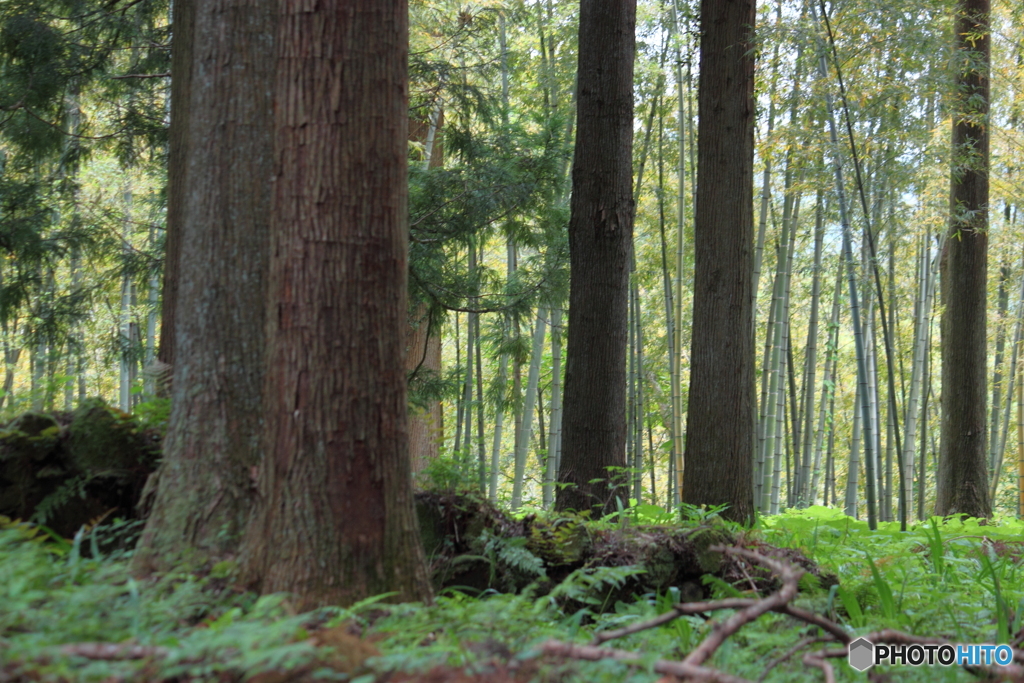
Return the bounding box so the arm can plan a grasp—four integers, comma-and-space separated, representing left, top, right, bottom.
461, 251, 477, 463
454, 311, 463, 452
671, 0, 687, 513
817, 47, 878, 529
546, 308, 564, 506
511, 308, 548, 511
634, 283, 646, 503
770, 326, 787, 514
902, 236, 929, 517
989, 266, 1010, 474
799, 193, 825, 506
475, 306, 486, 491
883, 228, 897, 520
489, 349, 506, 502
990, 249, 1024, 499
656, 104, 675, 507
811, 259, 842, 503
918, 325, 932, 520
1018, 354, 1024, 516
752, 0, 784, 298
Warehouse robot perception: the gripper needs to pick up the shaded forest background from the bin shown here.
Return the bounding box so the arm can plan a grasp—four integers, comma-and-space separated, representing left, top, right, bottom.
0, 0, 1022, 522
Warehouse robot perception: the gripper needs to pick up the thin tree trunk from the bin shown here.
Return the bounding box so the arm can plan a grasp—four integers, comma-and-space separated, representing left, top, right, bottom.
990, 248, 1024, 498
770, 321, 788, 514
512, 308, 547, 510
475, 308, 485, 491
634, 283, 646, 503
460, 255, 476, 463
751, 0, 783, 299
544, 308, 563, 508
883, 228, 897, 519
919, 317, 933, 520
811, 261, 842, 505
846, 383, 863, 517
489, 349, 508, 503
1018, 356, 1024, 516
798, 193, 825, 505
817, 45, 878, 528
407, 304, 442, 475
988, 265, 1009, 476
671, 0, 687, 514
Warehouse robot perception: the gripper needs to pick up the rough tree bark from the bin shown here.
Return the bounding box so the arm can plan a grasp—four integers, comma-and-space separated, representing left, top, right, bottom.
683, 0, 756, 525
238, 0, 432, 608
406, 304, 442, 475
936, 0, 991, 518
156, 0, 194, 371
406, 114, 444, 476
132, 0, 273, 575
555, 0, 636, 517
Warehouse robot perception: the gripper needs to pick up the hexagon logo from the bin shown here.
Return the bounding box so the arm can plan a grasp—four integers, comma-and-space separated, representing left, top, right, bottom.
849, 637, 875, 671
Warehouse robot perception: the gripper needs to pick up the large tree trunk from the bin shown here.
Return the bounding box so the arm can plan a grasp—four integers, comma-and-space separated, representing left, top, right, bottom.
936, 0, 991, 518
555, 0, 636, 517
156, 0, 194, 371
682, 0, 756, 524
238, 0, 431, 609
132, 0, 273, 575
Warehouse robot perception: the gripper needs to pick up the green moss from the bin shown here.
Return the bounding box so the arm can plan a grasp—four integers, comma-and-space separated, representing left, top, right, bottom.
0, 412, 62, 462
690, 524, 734, 574
66, 398, 157, 472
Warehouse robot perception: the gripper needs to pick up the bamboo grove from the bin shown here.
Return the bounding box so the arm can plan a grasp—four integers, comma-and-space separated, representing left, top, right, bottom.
0, 0, 1023, 522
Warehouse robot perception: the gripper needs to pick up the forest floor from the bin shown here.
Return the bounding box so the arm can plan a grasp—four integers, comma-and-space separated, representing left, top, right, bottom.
2, 403, 1024, 682
3, 504, 1024, 683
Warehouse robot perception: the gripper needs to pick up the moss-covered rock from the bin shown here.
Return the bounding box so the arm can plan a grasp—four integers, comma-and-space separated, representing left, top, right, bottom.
0, 412, 63, 462
0, 401, 160, 538
67, 398, 159, 472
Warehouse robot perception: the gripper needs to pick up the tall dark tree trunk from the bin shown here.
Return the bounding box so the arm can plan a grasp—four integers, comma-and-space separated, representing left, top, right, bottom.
132, 0, 273, 575
156, 0, 194, 371
682, 0, 756, 524
238, 0, 431, 609
555, 0, 636, 517
936, 0, 991, 518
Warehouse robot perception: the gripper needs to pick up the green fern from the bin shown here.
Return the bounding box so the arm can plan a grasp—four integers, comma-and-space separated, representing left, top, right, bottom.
482, 531, 546, 578
30, 474, 88, 526
546, 564, 645, 606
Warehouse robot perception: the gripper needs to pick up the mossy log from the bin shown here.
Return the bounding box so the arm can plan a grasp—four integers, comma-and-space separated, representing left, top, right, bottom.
0, 400, 159, 537
414, 491, 837, 604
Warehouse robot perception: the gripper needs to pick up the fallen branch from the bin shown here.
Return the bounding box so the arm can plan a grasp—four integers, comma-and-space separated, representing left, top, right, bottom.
110, 72, 171, 79
802, 650, 835, 683
538, 640, 754, 683
757, 636, 829, 683
58, 642, 170, 660
595, 596, 849, 648
546, 544, 1024, 683
682, 547, 803, 667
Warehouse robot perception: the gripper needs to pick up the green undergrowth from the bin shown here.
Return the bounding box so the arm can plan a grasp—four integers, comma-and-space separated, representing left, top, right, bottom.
1, 506, 1021, 682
